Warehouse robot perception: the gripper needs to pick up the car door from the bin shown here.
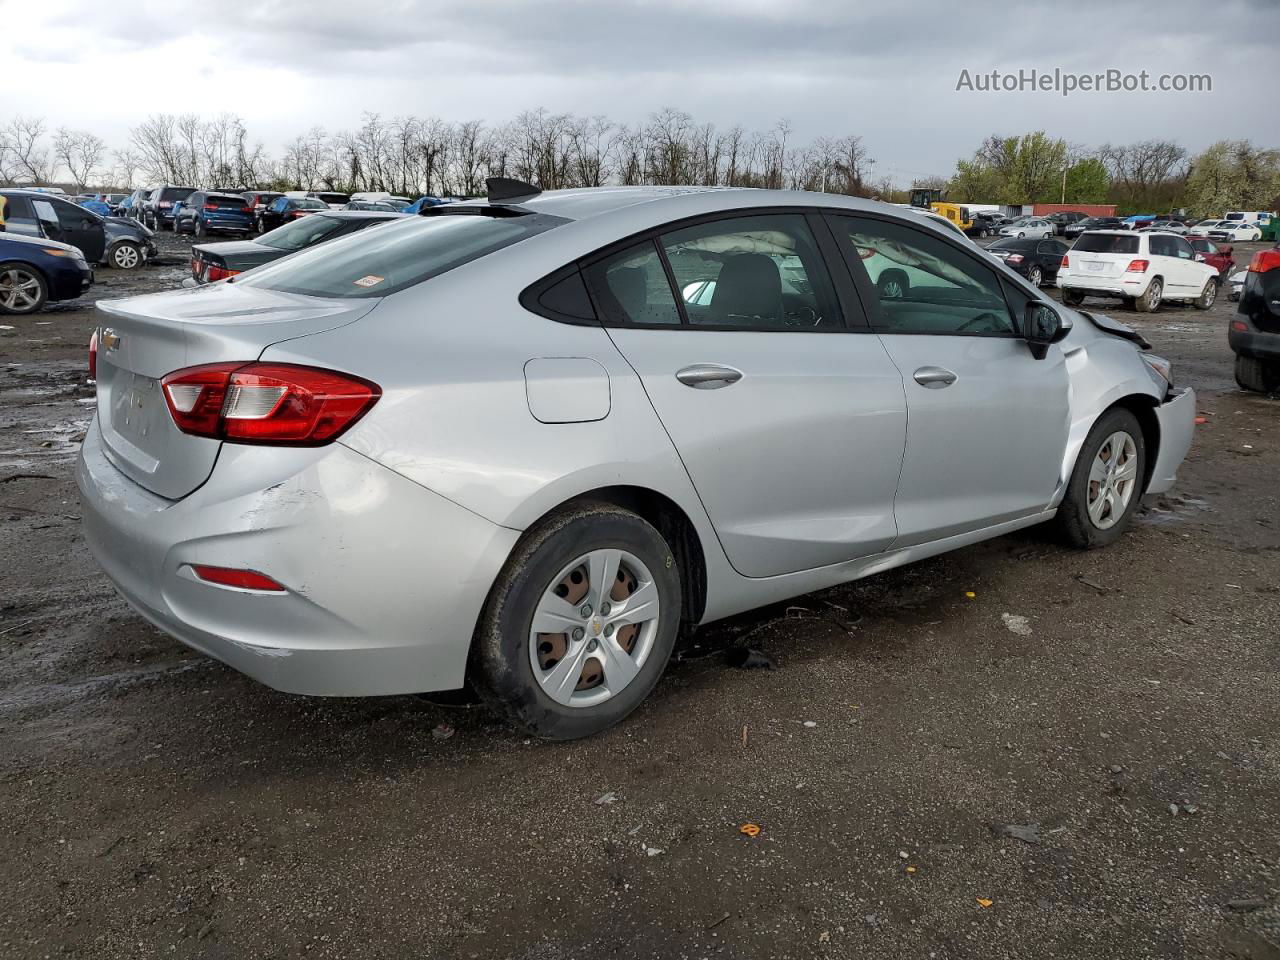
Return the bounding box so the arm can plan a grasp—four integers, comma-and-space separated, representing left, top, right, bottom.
49, 198, 105, 262
1169, 235, 1208, 292
826, 212, 1070, 548
585, 211, 908, 579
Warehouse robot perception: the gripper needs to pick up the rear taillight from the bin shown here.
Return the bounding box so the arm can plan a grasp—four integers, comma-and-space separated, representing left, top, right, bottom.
1249, 250, 1280, 274
160, 362, 380, 445
1126, 259, 1150, 273
242, 204, 254, 214
190, 565, 285, 592
1060, 255, 1069, 268
1006, 254, 1024, 264
203, 202, 218, 211
88, 329, 98, 380
190, 256, 200, 278
205, 265, 240, 282
1231, 320, 1248, 332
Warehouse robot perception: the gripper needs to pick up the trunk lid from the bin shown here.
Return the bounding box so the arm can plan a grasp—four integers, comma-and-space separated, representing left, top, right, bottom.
1072, 253, 1129, 278
94, 283, 377, 499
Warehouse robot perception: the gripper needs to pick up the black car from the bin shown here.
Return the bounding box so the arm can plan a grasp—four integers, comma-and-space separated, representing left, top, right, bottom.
986, 236, 1070, 287
257, 196, 329, 233
1045, 211, 1089, 236
141, 185, 196, 230
1063, 216, 1123, 240
0, 188, 157, 270
1228, 245, 1280, 393
188, 209, 404, 284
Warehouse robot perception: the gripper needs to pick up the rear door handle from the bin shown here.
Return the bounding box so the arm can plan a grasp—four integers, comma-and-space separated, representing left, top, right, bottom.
676, 364, 743, 389
913, 366, 958, 388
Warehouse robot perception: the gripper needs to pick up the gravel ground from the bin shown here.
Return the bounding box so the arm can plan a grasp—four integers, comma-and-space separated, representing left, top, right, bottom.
1, 230, 1278, 960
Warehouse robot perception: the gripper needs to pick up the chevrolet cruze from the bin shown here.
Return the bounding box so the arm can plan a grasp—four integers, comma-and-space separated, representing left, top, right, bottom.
77, 181, 1195, 739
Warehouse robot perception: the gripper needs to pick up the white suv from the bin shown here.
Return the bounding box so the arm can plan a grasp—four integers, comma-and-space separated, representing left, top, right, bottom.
1059, 230, 1219, 313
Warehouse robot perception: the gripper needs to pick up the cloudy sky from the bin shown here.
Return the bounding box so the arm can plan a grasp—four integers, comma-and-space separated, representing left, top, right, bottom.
2, 0, 1273, 183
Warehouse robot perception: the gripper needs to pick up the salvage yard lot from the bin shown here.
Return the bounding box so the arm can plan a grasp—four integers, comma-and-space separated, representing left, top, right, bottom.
1, 232, 1278, 959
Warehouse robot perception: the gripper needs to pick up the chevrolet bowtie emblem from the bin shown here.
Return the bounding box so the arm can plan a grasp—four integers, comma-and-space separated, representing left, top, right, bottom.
100, 329, 121, 350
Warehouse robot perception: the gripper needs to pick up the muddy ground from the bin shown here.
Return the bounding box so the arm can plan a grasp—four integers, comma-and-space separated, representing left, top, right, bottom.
1, 230, 1278, 960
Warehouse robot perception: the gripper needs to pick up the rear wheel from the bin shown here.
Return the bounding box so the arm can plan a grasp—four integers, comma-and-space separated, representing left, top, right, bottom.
1135, 278, 1163, 312
1062, 289, 1084, 307
194, 218, 206, 238
471, 503, 682, 740
1027, 265, 1044, 287
1193, 278, 1217, 310
1235, 355, 1280, 393
0, 264, 48, 315
1055, 407, 1146, 548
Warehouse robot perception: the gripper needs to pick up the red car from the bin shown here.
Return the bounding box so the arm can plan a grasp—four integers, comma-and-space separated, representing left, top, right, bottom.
1188, 237, 1235, 279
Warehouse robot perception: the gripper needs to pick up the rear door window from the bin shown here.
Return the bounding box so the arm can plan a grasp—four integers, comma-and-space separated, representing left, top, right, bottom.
657, 214, 842, 330
582, 241, 682, 326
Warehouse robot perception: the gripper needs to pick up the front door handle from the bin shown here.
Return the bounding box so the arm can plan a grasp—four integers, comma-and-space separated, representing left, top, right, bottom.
913, 366, 958, 388
676, 364, 743, 389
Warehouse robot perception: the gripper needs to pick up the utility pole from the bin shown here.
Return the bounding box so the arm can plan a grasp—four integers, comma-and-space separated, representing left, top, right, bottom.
1061, 166, 1068, 204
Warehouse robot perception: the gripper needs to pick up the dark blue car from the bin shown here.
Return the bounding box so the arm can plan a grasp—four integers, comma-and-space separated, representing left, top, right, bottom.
0, 232, 93, 315
174, 191, 256, 237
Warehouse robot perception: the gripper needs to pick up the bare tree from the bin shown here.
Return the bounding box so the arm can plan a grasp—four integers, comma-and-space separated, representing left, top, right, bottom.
4, 116, 55, 184
54, 127, 106, 189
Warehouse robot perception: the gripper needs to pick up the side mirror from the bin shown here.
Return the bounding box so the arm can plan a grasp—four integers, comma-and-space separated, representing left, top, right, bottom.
1024, 302, 1069, 360
1194, 253, 1206, 262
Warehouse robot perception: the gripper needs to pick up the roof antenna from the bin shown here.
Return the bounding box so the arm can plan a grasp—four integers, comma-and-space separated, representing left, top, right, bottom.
486, 177, 542, 203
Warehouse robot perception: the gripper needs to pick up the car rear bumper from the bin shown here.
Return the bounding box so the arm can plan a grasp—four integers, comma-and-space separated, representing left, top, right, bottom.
1147, 387, 1196, 495
1229, 325, 1280, 362
1059, 273, 1149, 298
76, 419, 519, 696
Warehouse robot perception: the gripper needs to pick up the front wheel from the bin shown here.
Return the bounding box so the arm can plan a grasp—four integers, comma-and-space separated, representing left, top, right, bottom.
470, 503, 682, 740
1055, 407, 1146, 548
109, 242, 143, 270
0, 264, 49, 315
1235, 355, 1280, 393
1194, 278, 1217, 310
194, 218, 206, 238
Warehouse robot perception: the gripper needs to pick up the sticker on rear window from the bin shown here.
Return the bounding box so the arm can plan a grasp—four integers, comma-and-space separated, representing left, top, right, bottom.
353, 275, 384, 288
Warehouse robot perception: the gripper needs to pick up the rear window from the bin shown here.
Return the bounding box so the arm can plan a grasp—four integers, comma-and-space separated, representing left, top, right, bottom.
207, 194, 248, 208
1075, 233, 1139, 254
258, 214, 347, 251
160, 187, 195, 201
235, 212, 565, 299
989, 238, 1035, 252
313, 193, 349, 205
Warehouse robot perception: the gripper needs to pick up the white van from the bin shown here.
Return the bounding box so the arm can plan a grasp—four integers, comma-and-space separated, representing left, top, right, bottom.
1224, 211, 1275, 226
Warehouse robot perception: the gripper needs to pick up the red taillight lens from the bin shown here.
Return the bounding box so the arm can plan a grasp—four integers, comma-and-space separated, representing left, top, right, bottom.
243, 204, 254, 214
190, 565, 285, 592
205, 265, 240, 282
1249, 250, 1280, 274
160, 362, 380, 445
1230, 320, 1248, 332
88, 329, 98, 380
203, 203, 218, 211
1006, 254, 1024, 264
1060, 255, 1069, 268
1126, 259, 1150, 273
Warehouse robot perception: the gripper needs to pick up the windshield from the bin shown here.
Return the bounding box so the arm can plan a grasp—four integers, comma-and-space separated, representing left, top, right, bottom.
236, 212, 565, 299
1075, 233, 1139, 254
258, 214, 347, 251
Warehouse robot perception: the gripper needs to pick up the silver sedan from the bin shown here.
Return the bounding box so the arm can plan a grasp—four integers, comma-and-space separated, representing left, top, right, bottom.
77, 183, 1196, 739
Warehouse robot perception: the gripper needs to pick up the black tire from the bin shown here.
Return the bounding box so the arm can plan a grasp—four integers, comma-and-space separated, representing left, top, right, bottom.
194, 218, 206, 238
1062, 289, 1084, 307
878, 268, 910, 299
1193, 278, 1216, 310
1235, 355, 1280, 393
1135, 278, 1163, 313
108, 242, 143, 270
0, 263, 49, 315
1054, 407, 1147, 549
1027, 265, 1044, 287
470, 503, 683, 740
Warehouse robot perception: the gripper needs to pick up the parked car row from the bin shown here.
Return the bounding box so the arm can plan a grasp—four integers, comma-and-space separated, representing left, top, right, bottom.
1, 187, 156, 277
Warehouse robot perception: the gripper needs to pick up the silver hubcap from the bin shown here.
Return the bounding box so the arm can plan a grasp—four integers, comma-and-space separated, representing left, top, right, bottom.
114, 245, 139, 268
1087, 431, 1139, 530
1202, 282, 1215, 307
0, 269, 41, 311
1029, 268, 1042, 285
1147, 282, 1162, 310
529, 549, 660, 708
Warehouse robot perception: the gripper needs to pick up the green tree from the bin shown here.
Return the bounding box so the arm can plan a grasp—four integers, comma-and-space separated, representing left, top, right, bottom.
1064, 157, 1109, 204
948, 131, 1068, 204
1183, 140, 1280, 217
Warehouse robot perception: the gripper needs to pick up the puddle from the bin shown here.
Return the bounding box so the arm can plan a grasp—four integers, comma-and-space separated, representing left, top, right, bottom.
1140, 495, 1211, 525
